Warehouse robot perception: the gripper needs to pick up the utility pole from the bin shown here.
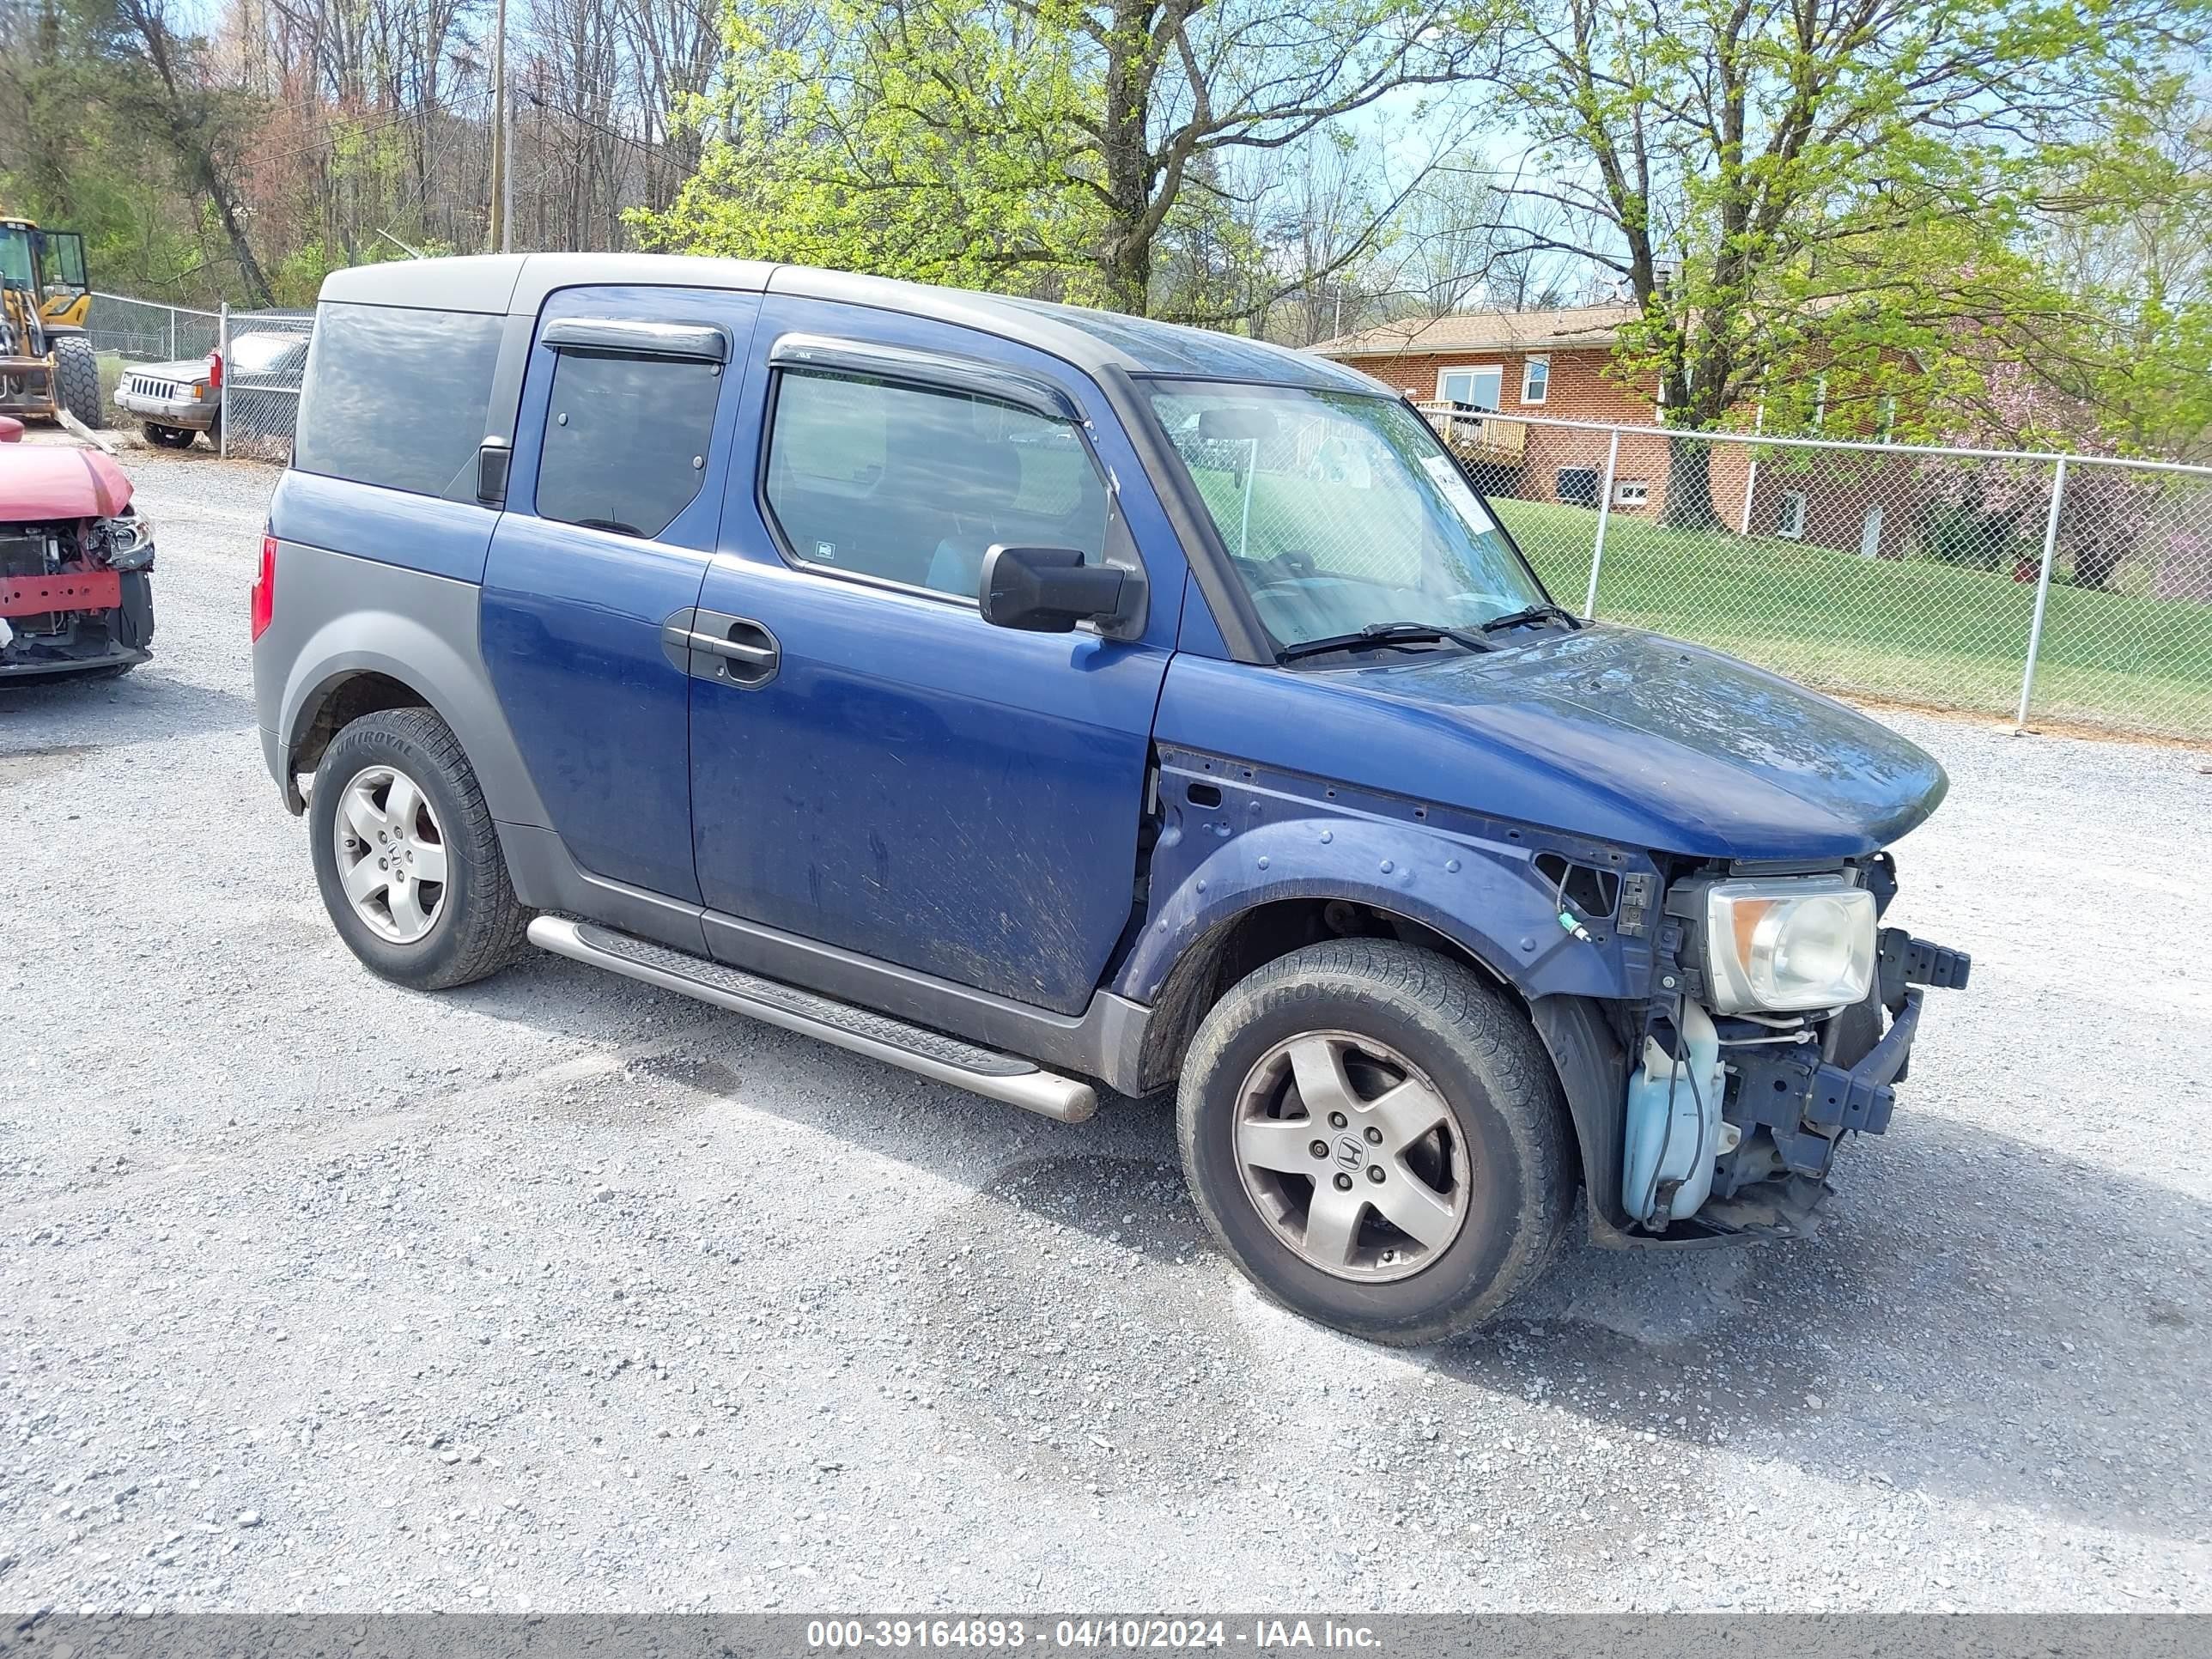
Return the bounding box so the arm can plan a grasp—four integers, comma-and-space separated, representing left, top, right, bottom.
500, 7, 514, 255
489, 0, 510, 252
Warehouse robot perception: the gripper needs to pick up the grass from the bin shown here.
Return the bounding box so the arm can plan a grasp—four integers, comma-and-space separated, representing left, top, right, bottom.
98, 351, 128, 421
1492, 498, 2212, 740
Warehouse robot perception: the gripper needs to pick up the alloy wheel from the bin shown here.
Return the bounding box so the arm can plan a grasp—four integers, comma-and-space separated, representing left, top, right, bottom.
1232, 1030, 1472, 1281
333, 764, 449, 945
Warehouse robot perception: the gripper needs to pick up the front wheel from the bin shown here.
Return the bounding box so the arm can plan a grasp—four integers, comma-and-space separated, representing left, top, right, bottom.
1176, 939, 1572, 1345
143, 422, 198, 448
308, 706, 529, 989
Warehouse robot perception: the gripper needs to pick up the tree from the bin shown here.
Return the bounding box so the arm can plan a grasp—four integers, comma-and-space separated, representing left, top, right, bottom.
637, 0, 1499, 316
2025, 94, 2212, 461
1481, 0, 2209, 525
94, 0, 277, 303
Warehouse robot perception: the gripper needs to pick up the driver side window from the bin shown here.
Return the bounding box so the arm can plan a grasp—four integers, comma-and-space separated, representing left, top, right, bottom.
763, 369, 1109, 600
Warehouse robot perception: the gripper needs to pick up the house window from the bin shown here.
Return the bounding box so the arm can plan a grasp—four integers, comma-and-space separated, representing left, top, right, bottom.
1877, 394, 1898, 441
1859, 504, 1885, 558
1811, 375, 1828, 433
1613, 479, 1650, 507
1521, 356, 1549, 404
1778, 491, 1808, 539
1437, 367, 1503, 411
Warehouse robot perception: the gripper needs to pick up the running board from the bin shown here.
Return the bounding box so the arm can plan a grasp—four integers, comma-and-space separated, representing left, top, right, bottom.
526, 916, 1097, 1123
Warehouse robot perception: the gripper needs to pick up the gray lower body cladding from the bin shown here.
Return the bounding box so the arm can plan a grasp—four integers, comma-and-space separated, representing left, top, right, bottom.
253, 539, 551, 826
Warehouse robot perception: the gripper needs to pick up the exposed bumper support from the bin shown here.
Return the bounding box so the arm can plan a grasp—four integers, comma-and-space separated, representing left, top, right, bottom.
2, 568, 121, 617
1729, 929, 1970, 1180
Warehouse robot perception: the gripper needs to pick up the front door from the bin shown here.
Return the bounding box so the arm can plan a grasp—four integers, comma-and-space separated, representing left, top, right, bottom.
685, 297, 1176, 1014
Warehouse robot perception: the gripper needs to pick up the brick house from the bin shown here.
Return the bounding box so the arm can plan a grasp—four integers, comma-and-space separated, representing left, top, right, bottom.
1310, 305, 1917, 560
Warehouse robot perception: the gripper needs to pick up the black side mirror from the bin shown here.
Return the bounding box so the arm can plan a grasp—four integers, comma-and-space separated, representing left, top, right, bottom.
477, 437, 512, 506
980, 545, 1130, 634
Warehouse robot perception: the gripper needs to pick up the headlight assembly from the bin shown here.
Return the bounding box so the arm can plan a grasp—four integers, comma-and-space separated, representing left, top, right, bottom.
1701, 874, 1875, 1012
100, 511, 155, 572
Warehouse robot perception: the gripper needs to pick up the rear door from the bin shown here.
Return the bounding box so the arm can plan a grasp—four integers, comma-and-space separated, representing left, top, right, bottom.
478, 285, 761, 902
684, 294, 1185, 1013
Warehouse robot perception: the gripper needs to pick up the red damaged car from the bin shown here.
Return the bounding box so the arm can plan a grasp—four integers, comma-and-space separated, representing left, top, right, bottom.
0, 417, 155, 681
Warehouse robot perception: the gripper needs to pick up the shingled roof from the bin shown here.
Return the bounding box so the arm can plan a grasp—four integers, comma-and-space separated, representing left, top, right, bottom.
1310, 303, 1636, 359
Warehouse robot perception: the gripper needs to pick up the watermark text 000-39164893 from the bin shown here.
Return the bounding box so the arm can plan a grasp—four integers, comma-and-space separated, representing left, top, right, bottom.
805, 1620, 1374, 1652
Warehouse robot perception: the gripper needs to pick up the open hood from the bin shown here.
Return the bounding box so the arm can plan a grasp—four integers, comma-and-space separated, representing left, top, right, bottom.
0, 445, 133, 521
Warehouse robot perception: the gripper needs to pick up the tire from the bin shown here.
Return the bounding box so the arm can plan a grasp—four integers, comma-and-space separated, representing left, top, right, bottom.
1176, 939, 1572, 1345
308, 707, 530, 990
52, 336, 104, 428
143, 423, 197, 449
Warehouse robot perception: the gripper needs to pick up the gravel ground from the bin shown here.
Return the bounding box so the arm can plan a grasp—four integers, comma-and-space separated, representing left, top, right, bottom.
2, 447, 2209, 1616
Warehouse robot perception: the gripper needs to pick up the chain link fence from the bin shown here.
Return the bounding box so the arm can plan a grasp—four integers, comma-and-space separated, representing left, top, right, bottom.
1416, 407, 2212, 744
85, 292, 221, 366
216, 306, 315, 460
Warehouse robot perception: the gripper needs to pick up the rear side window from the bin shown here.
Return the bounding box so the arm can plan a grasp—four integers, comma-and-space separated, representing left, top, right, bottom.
763, 370, 1106, 599
294, 302, 502, 498
535, 351, 722, 539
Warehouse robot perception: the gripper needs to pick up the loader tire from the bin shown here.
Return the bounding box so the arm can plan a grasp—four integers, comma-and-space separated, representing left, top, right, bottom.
53, 336, 106, 428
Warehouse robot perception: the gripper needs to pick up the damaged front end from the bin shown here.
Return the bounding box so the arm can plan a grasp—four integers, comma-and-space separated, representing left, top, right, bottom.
0, 501, 156, 680
1617, 852, 1971, 1243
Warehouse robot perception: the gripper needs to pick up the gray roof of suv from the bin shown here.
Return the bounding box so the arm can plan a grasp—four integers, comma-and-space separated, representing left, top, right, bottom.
317, 252, 1382, 394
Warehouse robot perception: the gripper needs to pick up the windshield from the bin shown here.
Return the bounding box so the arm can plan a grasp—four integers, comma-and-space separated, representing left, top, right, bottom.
228, 332, 300, 374
1146, 381, 1551, 653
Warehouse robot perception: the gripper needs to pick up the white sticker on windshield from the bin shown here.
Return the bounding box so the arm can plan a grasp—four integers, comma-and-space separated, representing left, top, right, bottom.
1420, 453, 1496, 533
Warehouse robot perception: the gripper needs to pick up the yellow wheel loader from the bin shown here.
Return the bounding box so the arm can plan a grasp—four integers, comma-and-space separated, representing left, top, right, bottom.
0, 216, 103, 428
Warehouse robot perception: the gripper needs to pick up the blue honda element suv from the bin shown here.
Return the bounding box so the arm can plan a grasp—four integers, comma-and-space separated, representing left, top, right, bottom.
250, 254, 1968, 1343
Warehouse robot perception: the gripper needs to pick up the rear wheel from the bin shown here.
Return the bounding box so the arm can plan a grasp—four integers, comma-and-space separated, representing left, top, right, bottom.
143, 422, 197, 448
308, 707, 529, 989
52, 336, 104, 428
1176, 939, 1573, 1344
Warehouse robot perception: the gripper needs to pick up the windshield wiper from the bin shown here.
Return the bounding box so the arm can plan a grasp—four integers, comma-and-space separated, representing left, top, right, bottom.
1480, 602, 1585, 635
1277, 621, 1497, 663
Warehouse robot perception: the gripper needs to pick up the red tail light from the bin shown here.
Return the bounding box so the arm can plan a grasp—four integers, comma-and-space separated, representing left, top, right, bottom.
207, 350, 223, 390
251, 534, 276, 641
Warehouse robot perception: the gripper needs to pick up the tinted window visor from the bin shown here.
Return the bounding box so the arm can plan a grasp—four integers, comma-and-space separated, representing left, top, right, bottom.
294, 301, 502, 499
1143, 381, 1552, 655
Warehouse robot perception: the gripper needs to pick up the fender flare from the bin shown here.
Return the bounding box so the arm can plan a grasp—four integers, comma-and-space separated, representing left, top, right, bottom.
1116, 811, 1638, 1213
278, 609, 551, 830
1115, 811, 1630, 1006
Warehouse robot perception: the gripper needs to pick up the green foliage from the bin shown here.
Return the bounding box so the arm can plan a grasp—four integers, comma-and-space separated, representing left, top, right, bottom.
1496, 0, 2212, 459
637, 0, 1481, 317
636, 0, 1109, 299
